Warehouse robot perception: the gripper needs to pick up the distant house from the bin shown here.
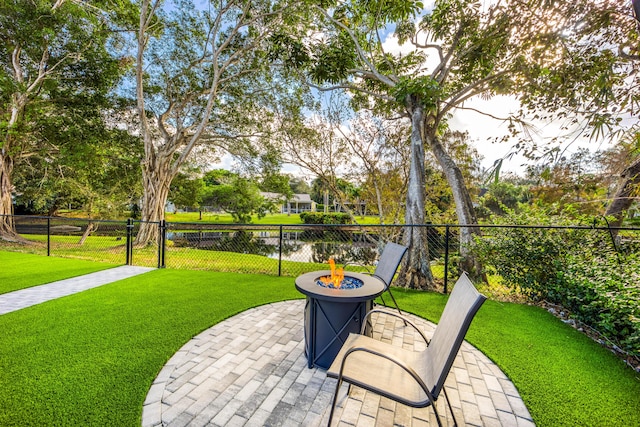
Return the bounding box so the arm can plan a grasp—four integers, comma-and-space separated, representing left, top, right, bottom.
261, 192, 316, 214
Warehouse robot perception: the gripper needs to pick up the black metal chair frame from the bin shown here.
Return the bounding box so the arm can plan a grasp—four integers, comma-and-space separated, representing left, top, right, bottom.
326, 272, 487, 427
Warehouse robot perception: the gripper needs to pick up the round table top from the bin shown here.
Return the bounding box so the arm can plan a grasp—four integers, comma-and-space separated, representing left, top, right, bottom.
295, 270, 386, 302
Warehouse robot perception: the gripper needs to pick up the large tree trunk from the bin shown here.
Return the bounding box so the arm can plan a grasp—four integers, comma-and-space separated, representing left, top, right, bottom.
0, 153, 21, 242
397, 103, 435, 290
428, 135, 484, 280
1, 90, 29, 242
135, 154, 175, 246
605, 156, 640, 237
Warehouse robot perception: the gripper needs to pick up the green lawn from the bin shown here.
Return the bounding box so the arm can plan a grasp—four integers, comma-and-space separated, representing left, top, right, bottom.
165, 211, 382, 225
0, 256, 638, 426
0, 251, 116, 294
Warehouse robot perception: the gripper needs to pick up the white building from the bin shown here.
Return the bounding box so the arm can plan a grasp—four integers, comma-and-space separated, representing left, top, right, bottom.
261, 193, 316, 214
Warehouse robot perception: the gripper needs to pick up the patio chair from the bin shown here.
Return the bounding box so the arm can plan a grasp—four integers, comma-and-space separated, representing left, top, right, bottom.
371, 242, 407, 317
326, 272, 486, 427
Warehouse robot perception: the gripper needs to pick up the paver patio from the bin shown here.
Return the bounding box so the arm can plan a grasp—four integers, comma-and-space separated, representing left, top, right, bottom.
143, 300, 534, 427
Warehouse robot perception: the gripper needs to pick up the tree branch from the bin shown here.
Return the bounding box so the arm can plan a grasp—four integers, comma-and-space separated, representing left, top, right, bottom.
306, 80, 395, 102
315, 5, 395, 88
440, 69, 510, 117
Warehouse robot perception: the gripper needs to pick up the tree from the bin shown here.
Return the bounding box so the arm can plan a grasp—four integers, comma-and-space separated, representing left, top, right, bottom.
282, 0, 630, 288
592, 0, 640, 234
168, 170, 206, 213
476, 178, 532, 219
603, 133, 640, 232
205, 175, 274, 223
134, 0, 308, 245
336, 110, 411, 224
289, 177, 311, 194
255, 151, 294, 213
524, 149, 611, 216
13, 126, 142, 217
277, 100, 364, 219
0, 0, 127, 241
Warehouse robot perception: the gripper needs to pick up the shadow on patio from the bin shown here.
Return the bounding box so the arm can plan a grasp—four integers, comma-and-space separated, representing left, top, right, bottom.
142, 300, 533, 427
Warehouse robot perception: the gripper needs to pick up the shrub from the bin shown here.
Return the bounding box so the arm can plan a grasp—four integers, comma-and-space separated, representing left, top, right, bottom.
299, 212, 351, 224
560, 252, 640, 356
473, 205, 640, 357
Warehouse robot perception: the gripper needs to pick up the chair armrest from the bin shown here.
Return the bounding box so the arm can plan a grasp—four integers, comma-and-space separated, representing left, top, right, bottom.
360, 308, 430, 345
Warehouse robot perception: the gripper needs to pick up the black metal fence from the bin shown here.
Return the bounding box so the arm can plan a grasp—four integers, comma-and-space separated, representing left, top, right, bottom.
2, 214, 639, 291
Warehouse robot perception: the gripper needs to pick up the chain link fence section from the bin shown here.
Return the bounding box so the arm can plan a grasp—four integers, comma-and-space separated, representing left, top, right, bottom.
10, 216, 129, 265
164, 223, 395, 276
162, 223, 454, 279
3, 215, 638, 292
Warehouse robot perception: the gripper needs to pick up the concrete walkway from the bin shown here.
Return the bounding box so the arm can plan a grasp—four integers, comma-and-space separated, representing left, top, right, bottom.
143, 300, 534, 427
0, 265, 154, 315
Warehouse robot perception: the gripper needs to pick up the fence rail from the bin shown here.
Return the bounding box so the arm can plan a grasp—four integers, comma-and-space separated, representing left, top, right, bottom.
2, 214, 639, 292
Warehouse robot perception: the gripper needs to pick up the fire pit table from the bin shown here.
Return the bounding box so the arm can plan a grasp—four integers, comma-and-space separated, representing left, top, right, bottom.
295, 270, 386, 369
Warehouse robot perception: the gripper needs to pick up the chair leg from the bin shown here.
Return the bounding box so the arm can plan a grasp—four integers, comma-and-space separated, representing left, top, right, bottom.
327, 377, 343, 427
378, 293, 387, 307
430, 399, 444, 427
442, 387, 458, 426
386, 288, 407, 326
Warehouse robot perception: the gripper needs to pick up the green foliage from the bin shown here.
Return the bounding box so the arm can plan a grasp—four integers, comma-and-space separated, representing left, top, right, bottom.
203, 169, 235, 186
393, 75, 442, 109
524, 148, 612, 216
473, 206, 640, 357
267, 32, 310, 68
310, 31, 357, 84
256, 151, 293, 198
473, 208, 570, 300
13, 124, 143, 217
1, 0, 139, 219
475, 181, 532, 218
168, 172, 205, 211
288, 177, 311, 194
206, 176, 275, 223
559, 252, 640, 356
299, 212, 352, 224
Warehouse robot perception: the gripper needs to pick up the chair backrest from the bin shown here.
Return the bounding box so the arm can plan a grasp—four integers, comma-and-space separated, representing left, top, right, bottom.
424, 272, 486, 399
372, 242, 408, 288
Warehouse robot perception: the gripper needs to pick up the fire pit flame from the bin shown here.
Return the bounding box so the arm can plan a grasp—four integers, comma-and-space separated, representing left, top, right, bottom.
319, 258, 344, 288
316, 259, 363, 289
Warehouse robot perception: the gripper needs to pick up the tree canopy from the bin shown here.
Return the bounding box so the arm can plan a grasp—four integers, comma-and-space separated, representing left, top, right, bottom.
1, 0, 132, 239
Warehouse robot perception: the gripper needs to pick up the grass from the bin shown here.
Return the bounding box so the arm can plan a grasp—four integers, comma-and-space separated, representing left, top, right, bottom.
1, 254, 639, 426
165, 211, 382, 225
0, 251, 116, 295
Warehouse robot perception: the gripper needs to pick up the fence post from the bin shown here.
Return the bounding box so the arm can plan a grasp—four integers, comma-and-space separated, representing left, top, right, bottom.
47, 216, 51, 257
278, 225, 283, 276
158, 220, 167, 268
443, 225, 450, 294
126, 218, 133, 265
